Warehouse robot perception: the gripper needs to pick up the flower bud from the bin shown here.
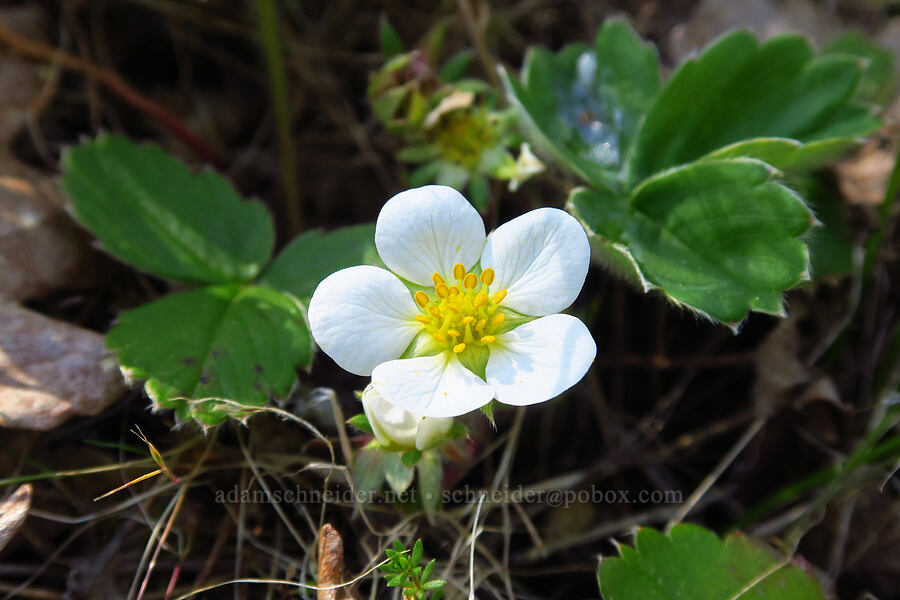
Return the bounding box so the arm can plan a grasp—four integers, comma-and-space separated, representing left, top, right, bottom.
361, 384, 453, 451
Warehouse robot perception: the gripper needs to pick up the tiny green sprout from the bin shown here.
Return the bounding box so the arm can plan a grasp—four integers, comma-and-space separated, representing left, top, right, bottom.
379, 538, 446, 600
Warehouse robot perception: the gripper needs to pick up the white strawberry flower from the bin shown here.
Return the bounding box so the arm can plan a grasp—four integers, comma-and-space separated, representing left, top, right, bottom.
308, 185, 595, 418
361, 384, 453, 451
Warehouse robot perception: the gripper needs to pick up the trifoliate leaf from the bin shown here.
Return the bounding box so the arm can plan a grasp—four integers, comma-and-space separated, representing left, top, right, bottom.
106, 284, 312, 425
628, 32, 879, 182
598, 524, 825, 600
62, 134, 273, 284
571, 159, 813, 324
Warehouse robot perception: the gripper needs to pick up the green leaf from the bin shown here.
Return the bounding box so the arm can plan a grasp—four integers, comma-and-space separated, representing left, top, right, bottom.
824, 31, 896, 105
501, 45, 614, 191
794, 176, 854, 279
347, 413, 374, 434
379, 15, 404, 56
628, 32, 877, 183
590, 17, 660, 161
597, 524, 825, 600
106, 285, 312, 425
567, 186, 628, 242
567, 187, 651, 291
502, 18, 658, 191
62, 134, 273, 285
617, 159, 812, 324
411, 539, 424, 565
260, 223, 382, 305
385, 453, 415, 494
700, 137, 862, 172
416, 450, 443, 516
387, 573, 408, 588
422, 558, 436, 582
423, 580, 446, 591
439, 50, 474, 83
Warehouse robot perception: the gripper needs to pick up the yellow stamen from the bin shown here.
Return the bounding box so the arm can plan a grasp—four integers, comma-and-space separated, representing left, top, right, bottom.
453, 263, 466, 280
413, 265, 511, 351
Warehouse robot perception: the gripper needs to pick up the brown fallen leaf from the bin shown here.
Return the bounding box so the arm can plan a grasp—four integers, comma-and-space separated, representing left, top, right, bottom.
835, 139, 897, 207
0, 299, 124, 430
0, 483, 32, 553
317, 523, 348, 600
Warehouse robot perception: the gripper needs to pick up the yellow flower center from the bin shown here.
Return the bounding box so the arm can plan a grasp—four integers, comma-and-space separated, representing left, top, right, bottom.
413, 263, 507, 353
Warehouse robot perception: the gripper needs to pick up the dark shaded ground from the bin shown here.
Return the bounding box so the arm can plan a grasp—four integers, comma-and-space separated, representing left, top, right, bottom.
2, 1, 900, 599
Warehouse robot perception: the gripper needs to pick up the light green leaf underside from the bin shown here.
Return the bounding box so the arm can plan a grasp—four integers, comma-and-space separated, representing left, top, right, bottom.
598, 524, 825, 600
628, 31, 878, 182
260, 223, 383, 304
501, 17, 659, 191
569, 159, 813, 324
62, 134, 274, 284
106, 284, 313, 425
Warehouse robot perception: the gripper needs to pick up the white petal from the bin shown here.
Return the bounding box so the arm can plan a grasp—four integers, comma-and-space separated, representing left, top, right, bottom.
375, 186, 486, 286
481, 207, 590, 316
308, 265, 420, 376
487, 314, 595, 406
415, 415, 454, 451
371, 352, 495, 418
362, 384, 419, 449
